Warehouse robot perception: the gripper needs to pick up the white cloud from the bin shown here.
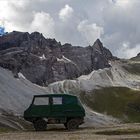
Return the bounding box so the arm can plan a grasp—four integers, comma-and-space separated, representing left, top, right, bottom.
59, 4, 74, 22
116, 42, 140, 58
30, 12, 55, 38
77, 20, 104, 45
0, 0, 31, 32
0, 0, 140, 58
10, 0, 29, 8
102, 0, 140, 58
114, 0, 130, 6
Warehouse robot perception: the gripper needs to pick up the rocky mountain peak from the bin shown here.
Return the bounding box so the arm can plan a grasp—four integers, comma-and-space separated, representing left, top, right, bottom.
92, 39, 104, 54
94, 38, 103, 46
62, 43, 72, 48
0, 31, 116, 86
30, 32, 44, 40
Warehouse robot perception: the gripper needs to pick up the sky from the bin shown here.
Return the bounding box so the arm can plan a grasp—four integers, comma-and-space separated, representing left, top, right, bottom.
0, 27, 5, 36
0, 0, 140, 58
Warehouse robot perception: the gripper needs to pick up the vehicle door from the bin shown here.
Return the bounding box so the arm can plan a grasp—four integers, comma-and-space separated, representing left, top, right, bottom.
31, 96, 50, 117
50, 96, 64, 117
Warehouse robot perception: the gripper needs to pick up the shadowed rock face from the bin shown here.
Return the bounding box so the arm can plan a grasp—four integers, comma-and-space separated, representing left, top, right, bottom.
137, 53, 140, 57
0, 31, 115, 86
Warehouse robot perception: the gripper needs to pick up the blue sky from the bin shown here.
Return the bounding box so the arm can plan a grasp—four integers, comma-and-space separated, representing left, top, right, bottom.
0, 27, 5, 36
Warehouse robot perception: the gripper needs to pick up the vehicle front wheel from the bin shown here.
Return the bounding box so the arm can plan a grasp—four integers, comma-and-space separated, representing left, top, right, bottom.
66, 119, 79, 130
33, 119, 47, 131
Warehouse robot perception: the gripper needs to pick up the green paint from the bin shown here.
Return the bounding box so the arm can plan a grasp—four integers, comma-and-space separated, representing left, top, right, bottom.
24, 94, 85, 123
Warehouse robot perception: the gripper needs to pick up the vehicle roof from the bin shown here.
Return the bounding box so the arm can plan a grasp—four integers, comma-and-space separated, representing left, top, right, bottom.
34, 93, 77, 98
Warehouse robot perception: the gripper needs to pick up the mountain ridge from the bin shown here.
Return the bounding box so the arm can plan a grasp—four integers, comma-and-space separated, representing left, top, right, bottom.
0, 31, 116, 86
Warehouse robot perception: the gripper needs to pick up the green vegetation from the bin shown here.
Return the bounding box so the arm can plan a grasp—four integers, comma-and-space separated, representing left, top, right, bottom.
96, 128, 140, 135
80, 87, 140, 122
122, 62, 140, 75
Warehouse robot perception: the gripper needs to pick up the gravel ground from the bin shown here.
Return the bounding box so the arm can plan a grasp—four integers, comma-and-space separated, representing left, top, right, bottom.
0, 124, 140, 140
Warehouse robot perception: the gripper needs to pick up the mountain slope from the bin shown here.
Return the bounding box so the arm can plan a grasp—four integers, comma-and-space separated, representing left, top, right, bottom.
45, 60, 140, 123
0, 67, 48, 114
0, 67, 118, 130
80, 87, 140, 122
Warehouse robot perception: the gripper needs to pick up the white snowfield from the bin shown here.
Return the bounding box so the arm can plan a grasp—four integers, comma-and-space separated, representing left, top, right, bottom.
0, 61, 139, 129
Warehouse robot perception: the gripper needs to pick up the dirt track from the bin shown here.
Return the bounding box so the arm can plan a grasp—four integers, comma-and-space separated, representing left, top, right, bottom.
1, 124, 140, 140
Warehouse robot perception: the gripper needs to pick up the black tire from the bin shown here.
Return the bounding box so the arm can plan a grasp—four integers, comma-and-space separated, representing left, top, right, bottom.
33, 119, 47, 131
66, 119, 79, 130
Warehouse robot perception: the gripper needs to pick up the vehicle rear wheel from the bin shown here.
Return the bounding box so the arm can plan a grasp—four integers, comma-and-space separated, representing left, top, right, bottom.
66, 119, 79, 130
33, 119, 47, 131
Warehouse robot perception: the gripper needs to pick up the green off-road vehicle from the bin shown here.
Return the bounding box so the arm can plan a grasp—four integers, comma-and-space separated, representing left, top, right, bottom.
24, 94, 85, 131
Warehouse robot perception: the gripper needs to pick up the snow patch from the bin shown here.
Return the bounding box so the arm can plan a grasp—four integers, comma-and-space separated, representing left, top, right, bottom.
57, 57, 63, 62
39, 54, 46, 60
62, 55, 72, 62
57, 55, 72, 63
57, 55, 78, 68
18, 72, 26, 79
